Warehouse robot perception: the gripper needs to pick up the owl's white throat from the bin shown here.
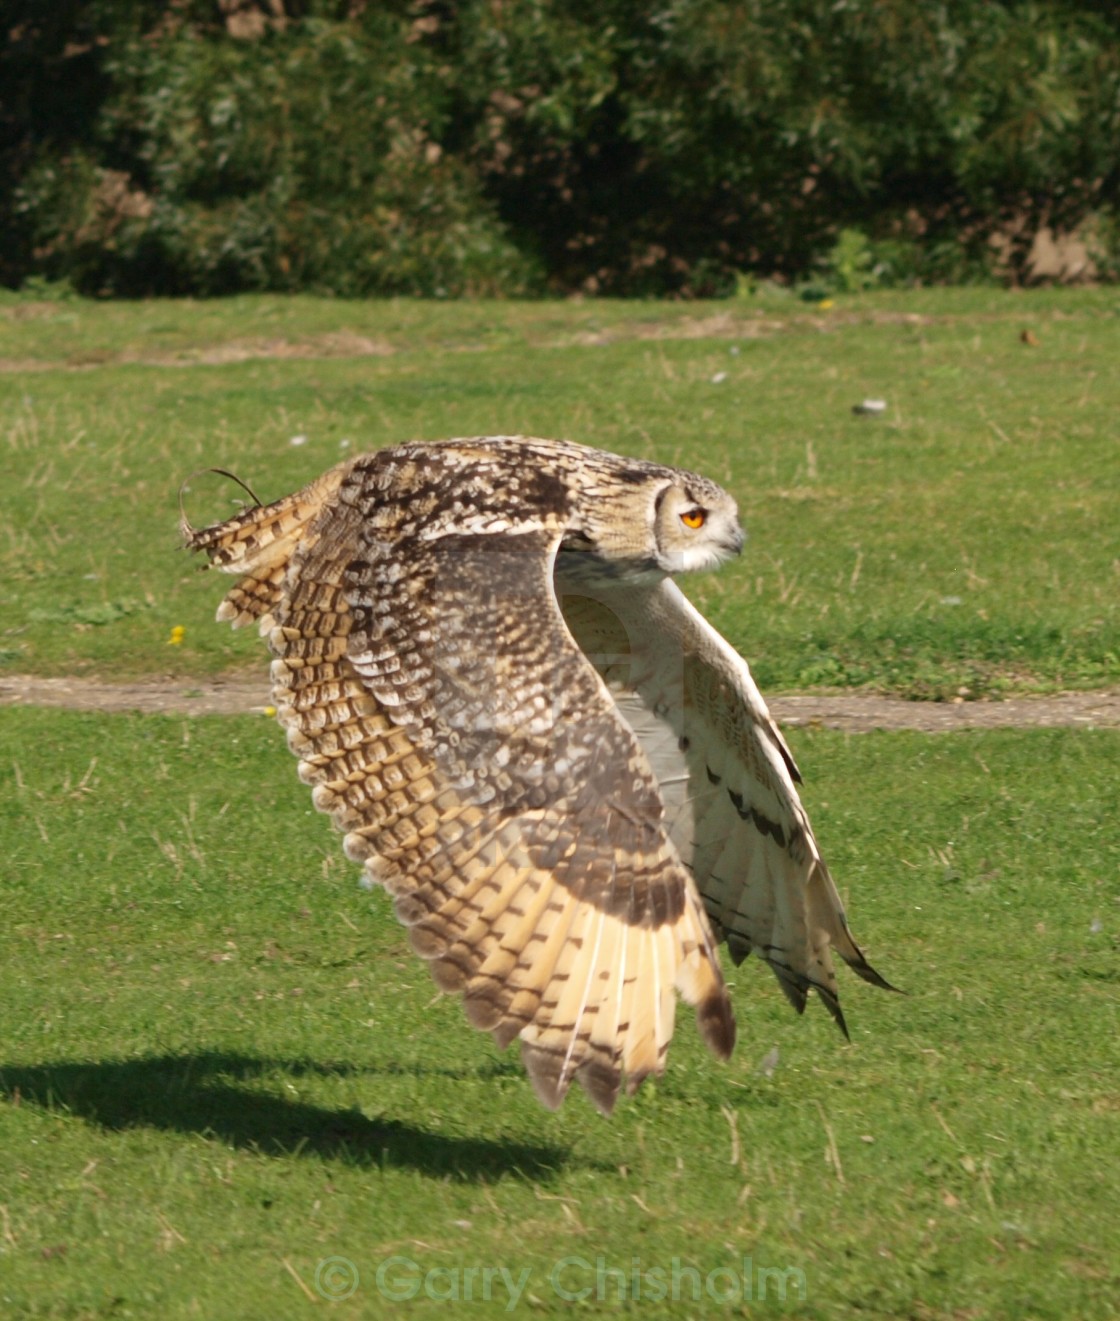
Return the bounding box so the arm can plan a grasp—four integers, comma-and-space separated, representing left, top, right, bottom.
659, 543, 737, 574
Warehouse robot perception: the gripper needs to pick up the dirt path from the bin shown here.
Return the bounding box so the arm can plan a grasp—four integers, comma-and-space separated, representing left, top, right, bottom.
2, 674, 1118, 732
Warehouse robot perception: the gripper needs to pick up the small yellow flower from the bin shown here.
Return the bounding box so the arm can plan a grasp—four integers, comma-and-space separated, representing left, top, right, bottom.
263, 705, 277, 718
167, 625, 186, 646
819, 299, 835, 310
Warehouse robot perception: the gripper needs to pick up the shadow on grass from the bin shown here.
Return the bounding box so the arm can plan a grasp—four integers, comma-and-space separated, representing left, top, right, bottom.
0, 1051, 569, 1181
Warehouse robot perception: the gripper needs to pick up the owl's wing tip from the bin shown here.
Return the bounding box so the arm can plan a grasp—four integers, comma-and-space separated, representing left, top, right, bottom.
519, 1041, 569, 1112
178, 467, 263, 548
697, 991, 737, 1061
846, 954, 902, 996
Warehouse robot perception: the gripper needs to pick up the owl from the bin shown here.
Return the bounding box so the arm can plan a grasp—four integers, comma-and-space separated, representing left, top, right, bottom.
183, 437, 890, 1114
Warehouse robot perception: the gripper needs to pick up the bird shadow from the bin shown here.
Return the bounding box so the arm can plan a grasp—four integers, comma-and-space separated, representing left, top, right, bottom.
0, 1050, 569, 1182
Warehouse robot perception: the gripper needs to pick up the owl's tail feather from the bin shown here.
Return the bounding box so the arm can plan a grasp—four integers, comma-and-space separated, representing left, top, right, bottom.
182, 459, 356, 632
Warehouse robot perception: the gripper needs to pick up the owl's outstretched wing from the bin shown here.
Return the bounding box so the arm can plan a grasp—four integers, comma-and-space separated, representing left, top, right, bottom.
560, 578, 893, 1035
180, 459, 358, 630
185, 449, 734, 1114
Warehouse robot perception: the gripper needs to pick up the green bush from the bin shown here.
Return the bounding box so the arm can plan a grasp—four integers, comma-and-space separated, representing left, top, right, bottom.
444, 0, 1120, 292
9, 8, 539, 296
2, 1, 1119, 296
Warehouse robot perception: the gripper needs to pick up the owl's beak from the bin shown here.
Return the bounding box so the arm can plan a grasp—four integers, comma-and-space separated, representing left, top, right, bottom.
724, 526, 746, 557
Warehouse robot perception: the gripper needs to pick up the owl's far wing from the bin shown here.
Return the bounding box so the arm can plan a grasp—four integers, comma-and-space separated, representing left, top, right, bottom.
561, 579, 893, 1036
188, 449, 733, 1115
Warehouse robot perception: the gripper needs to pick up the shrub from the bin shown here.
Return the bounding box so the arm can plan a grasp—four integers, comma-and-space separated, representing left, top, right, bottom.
9, 7, 540, 296
2, 1, 1119, 296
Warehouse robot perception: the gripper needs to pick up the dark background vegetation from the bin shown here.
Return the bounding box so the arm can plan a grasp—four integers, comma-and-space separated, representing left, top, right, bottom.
3, 0, 1119, 298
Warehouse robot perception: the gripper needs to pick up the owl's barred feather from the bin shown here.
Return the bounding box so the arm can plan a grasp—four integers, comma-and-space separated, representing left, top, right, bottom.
184, 436, 889, 1114
180, 461, 357, 633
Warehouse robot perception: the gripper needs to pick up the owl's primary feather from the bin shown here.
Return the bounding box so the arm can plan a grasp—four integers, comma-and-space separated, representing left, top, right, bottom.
183, 436, 889, 1113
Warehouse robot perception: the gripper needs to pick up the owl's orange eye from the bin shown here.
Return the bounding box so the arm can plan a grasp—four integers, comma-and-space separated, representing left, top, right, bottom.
680, 509, 706, 529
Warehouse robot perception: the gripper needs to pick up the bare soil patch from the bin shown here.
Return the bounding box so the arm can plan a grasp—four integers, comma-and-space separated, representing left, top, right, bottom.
0, 330, 395, 375
0, 309, 943, 373
2, 674, 1117, 732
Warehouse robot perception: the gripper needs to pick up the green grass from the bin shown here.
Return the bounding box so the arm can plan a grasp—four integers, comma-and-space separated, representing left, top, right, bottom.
1, 710, 1117, 1319
1, 289, 1117, 1317
1, 288, 1118, 695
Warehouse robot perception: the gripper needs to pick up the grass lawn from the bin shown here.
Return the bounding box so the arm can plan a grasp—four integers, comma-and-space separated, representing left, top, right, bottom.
1, 710, 1117, 1319
1, 287, 1117, 696
0, 289, 1117, 1318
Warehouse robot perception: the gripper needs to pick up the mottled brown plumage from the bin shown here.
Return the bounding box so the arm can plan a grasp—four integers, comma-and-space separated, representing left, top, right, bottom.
183, 436, 889, 1113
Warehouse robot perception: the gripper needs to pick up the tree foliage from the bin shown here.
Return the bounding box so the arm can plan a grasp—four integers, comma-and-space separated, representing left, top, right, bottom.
3, 0, 1118, 296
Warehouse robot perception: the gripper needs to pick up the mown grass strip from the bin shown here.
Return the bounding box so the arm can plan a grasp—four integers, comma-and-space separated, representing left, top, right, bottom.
1, 711, 1116, 1319
2, 289, 1117, 696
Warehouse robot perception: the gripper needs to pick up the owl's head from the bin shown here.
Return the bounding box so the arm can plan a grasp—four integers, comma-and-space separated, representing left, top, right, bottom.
651, 479, 745, 574
553, 442, 745, 581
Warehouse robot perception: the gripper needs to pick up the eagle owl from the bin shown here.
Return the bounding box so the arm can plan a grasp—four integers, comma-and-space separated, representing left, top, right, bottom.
183, 437, 890, 1114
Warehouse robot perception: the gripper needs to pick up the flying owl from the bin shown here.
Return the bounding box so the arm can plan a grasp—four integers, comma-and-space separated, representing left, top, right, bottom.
183, 436, 890, 1114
